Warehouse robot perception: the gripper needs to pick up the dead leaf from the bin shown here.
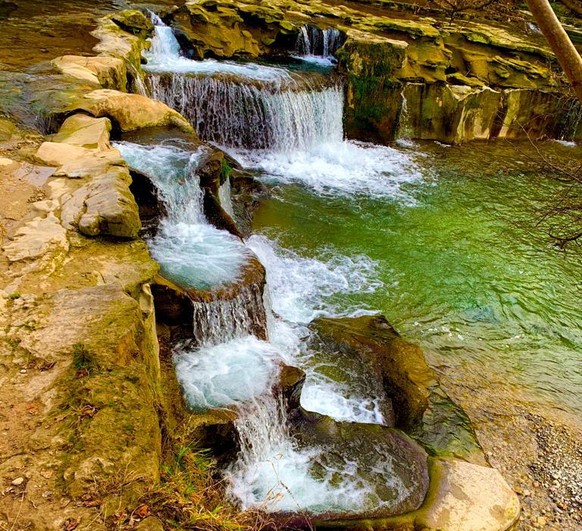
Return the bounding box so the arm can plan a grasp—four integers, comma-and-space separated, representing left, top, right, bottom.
63, 517, 80, 531
135, 504, 150, 518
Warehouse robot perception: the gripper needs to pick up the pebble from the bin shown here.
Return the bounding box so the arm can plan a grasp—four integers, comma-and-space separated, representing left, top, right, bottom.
11, 477, 24, 486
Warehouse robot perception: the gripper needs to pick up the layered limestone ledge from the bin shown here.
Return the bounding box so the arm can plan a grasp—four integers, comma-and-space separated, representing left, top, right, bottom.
0, 111, 164, 530
159, 0, 580, 144
34, 114, 141, 238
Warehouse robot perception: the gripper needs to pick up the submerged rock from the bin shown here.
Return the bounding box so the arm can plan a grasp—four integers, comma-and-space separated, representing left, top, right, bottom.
288, 409, 430, 520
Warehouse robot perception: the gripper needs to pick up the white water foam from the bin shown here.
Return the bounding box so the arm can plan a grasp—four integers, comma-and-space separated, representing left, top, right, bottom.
174, 336, 282, 411
143, 17, 291, 82
115, 142, 249, 289
247, 235, 382, 324
231, 141, 424, 198
227, 394, 409, 515
150, 221, 249, 289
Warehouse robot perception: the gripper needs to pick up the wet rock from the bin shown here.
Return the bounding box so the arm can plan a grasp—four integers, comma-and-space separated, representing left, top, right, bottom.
278, 364, 305, 410
337, 33, 407, 143
291, 410, 430, 520
311, 316, 485, 463
400, 83, 503, 143
110, 9, 154, 38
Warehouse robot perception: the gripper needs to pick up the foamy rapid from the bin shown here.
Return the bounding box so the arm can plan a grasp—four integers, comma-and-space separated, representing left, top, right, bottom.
174, 336, 281, 410
227, 394, 410, 514
115, 141, 249, 289
230, 141, 424, 198
247, 234, 382, 324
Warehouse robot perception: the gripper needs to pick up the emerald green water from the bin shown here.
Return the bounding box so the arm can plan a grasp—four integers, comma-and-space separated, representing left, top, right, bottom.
253, 140, 582, 417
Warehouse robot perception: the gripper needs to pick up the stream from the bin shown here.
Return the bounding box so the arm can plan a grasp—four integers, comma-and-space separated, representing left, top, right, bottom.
118, 16, 582, 518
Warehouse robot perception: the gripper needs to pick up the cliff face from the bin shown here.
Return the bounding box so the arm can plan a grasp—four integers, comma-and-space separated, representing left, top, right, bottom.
161, 0, 582, 143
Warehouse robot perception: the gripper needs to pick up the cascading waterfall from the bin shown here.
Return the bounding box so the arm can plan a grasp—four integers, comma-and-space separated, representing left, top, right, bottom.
142, 16, 343, 150
148, 74, 343, 150
135, 16, 430, 519
295, 25, 343, 59
189, 283, 268, 347
114, 142, 250, 290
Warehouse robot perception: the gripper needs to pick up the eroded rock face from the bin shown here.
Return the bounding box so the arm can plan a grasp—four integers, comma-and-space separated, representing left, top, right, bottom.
52, 55, 127, 91
66, 90, 195, 133
34, 114, 141, 239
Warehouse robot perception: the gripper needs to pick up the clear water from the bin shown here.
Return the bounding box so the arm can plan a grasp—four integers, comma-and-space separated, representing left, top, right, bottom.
136, 20, 582, 516
252, 141, 582, 418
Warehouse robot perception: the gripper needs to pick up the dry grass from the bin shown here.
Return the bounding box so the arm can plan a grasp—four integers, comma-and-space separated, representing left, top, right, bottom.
128, 444, 279, 531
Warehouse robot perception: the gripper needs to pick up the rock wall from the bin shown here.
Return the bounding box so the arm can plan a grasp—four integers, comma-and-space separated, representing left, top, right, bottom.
0, 10, 200, 530
159, 0, 582, 144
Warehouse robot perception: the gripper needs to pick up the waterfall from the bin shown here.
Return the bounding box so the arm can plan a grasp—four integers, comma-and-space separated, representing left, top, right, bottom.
115, 142, 250, 290
395, 90, 415, 146
148, 73, 343, 150
143, 17, 343, 150
295, 25, 343, 58
133, 16, 431, 521
189, 281, 268, 347
218, 177, 234, 218
558, 97, 582, 141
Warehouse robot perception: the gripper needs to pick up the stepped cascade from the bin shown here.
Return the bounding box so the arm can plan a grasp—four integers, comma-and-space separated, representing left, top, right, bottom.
130, 16, 432, 518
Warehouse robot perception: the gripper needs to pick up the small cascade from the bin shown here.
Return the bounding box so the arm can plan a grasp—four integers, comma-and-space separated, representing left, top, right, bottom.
218, 176, 234, 218
396, 90, 415, 145
227, 394, 425, 516
143, 17, 343, 150
115, 142, 249, 289
147, 74, 343, 150
557, 97, 582, 141
189, 280, 268, 347
295, 25, 343, 59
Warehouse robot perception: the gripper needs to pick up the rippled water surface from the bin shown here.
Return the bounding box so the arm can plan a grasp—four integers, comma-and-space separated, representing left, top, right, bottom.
252, 140, 582, 416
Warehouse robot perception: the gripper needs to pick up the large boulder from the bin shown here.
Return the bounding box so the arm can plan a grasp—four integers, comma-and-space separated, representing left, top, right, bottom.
66, 90, 195, 133
311, 316, 485, 463
288, 409, 430, 520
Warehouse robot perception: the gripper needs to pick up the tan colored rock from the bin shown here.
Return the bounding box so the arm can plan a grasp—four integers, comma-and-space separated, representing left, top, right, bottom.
59, 166, 141, 239
52, 55, 127, 91
417, 458, 520, 531
71, 89, 194, 133
92, 17, 146, 72
51, 114, 112, 151
34, 142, 124, 178
3, 212, 69, 262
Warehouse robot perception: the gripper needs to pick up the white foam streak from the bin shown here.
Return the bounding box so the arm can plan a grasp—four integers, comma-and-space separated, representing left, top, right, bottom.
231, 141, 424, 198
247, 235, 382, 324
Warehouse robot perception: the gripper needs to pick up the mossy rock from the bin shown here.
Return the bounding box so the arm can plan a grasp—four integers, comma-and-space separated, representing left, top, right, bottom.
311, 316, 485, 463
